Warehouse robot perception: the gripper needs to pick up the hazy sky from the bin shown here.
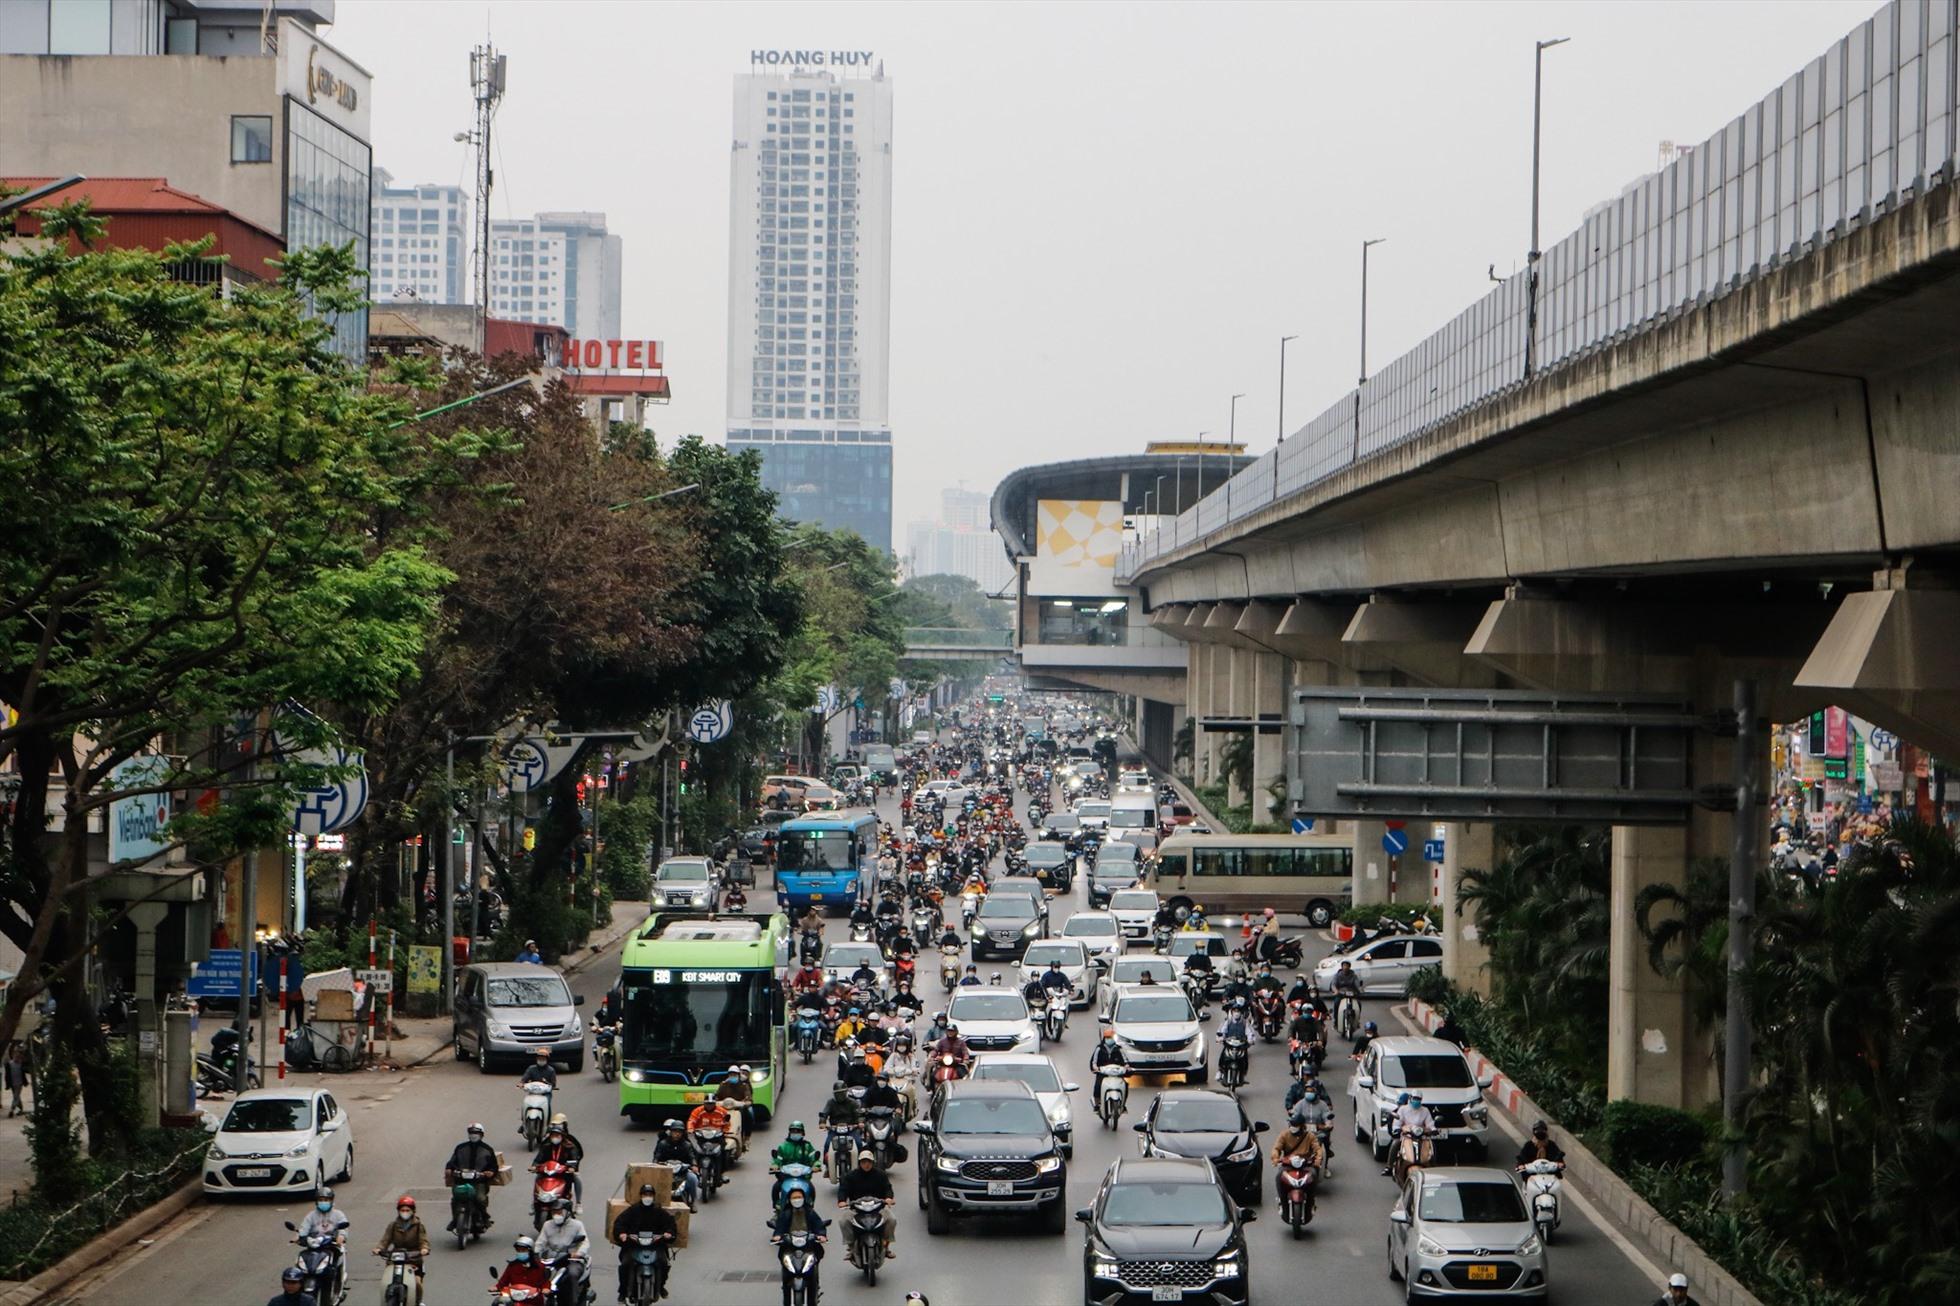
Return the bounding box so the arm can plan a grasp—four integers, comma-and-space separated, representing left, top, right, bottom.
333, 0, 1880, 525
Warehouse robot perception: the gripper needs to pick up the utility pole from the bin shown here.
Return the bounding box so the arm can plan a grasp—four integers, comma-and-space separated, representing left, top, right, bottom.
441, 735, 455, 1014
1723, 678, 1761, 1198
467, 44, 507, 354
1278, 336, 1298, 444
1526, 36, 1570, 378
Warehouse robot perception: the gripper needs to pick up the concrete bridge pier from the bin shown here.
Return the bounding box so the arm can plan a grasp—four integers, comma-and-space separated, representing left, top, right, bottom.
1438, 822, 1494, 996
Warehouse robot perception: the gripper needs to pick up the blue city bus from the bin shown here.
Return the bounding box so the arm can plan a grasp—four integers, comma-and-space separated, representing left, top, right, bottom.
774, 809, 879, 911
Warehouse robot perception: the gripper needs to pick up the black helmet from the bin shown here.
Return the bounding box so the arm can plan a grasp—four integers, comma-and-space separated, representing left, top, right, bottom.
282, 1266, 307, 1284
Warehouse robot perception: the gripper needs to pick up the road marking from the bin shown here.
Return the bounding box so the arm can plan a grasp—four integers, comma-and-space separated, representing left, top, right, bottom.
1386, 1002, 1667, 1287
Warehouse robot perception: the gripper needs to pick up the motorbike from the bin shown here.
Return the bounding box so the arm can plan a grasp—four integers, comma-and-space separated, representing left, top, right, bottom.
1095, 1067, 1129, 1127
1391, 1126, 1434, 1188
909, 906, 938, 949
824, 1124, 862, 1183
691, 1127, 728, 1202
798, 929, 823, 965
1521, 1158, 1565, 1242
1180, 972, 1211, 1017
1217, 1031, 1250, 1091
960, 892, 979, 931
937, 946, 961, 992
770, 1160, 815, 1212
775, 1228, 822, 1306
1333, 916, 1409, 956
929, 1052, 967, 1088
450, 1170, 492, 1248
378, 1250, 423, 1306
1288, 1036, 1325, 1076
1151, 923, 1174, 953
1277, 1153, 1318, 1236
1333, 993, 1361, 1041
593, 1028, 618, 1083
284, 1022, 356, 1073
283, 1220, 348, 1306
539, 1254, 591, 1306
1262, 934, 1305, 969
530, 1160, 574, 1231
519, 1082, 552, 1150
892, 954, 917, 987
862, 1105, 900, 1170
618, 1230, 671, 1306
848, 920, 873, 944
793, 1007, 824, 1064
1252, 990, 1286, 1042
846, 1195, 889, 1283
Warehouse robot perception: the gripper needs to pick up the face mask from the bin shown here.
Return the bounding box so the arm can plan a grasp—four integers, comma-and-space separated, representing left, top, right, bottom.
515, 1252, 530, 1263
398, 1214, 412, 1224
639, 1197, 654, 1207
317, 1201, 332, 1212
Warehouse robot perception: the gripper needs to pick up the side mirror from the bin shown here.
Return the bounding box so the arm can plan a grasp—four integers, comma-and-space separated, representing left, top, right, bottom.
1390, 1209, 1411, 1225
284, 1220, 299, 1231
1131, 1121, 1148, 1134
910, 1122, 934, 1135
1476, 1072, 1494, 1090
574, 994, 586, 1006
489, 1267, 501, 1279
1253, 1120, 1270, 1133
1357, 1075, 1375, 1090
1199, 1010, 1213, 1023
1063, 1083, 1081, 1094
1239, 1208, 1258, 1223
1074, 1207, 1094, 1223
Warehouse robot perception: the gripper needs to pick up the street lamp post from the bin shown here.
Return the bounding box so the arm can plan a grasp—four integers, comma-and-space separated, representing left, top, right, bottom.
1194, 432, 1211, 501
1359, 238, 1387, 386
1278, 336, 1298, 444
1526, 36, 1570, 377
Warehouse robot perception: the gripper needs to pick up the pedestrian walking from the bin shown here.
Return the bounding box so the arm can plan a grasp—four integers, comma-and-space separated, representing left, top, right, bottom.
4, 1041, 30, 1116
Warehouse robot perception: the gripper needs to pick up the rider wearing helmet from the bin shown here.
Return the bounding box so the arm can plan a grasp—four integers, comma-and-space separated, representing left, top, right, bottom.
652, 1119, 701, 1209
371, 1195, 428, 1286
535, 1195, 591, 1301
1087, 1026, 1127, 1075
296, 1186, 347, 1248
445, 1122, 498, 1235
267, 1265, 312, 1306
612, 1183, 678, 1301
1351, 1019, 1379, 1059
495, 1234, 551, 1295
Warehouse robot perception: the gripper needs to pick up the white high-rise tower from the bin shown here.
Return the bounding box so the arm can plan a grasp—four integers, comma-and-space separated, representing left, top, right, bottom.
726, 52, 894, 555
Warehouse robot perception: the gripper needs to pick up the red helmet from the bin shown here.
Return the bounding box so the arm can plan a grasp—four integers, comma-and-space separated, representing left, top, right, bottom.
396, 1195, 416, 1210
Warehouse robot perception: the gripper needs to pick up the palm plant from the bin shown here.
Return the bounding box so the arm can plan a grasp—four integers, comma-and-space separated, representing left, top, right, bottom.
1172, 716, 1194, 775
1634, 856, 1734, 1051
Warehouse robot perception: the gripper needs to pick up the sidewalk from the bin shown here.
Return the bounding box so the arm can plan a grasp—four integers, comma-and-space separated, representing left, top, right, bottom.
0, 902, 649, 1203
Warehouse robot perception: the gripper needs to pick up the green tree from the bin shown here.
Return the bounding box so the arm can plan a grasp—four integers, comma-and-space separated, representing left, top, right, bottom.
901, 573, 1009, 629
0, 215, 452, 1149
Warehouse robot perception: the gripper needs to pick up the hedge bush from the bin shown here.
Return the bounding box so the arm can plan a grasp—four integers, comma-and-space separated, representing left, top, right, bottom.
1336, 903, 1440, 929
0, 1124, 208, 1279
1407, 972, 1605, 1130
1624, 1162, 1866, 1306
1599, 1099, 1711, 1171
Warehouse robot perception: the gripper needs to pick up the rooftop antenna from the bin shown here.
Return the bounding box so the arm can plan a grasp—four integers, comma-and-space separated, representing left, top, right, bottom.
466, 44, 507, 354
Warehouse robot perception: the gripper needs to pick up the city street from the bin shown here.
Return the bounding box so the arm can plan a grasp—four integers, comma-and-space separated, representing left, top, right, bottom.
63, 779, 1661, 1306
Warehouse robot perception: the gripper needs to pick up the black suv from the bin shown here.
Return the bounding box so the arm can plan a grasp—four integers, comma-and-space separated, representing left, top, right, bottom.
1077, 1156, 1254, 1306
1133, 1089, 1270, 1204
971, 895, 1044, 961
915, 1081, 1067, 1234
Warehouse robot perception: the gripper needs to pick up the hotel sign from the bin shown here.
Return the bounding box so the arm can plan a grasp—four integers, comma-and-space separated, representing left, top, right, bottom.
565, 338, 666, 374
277, 17, 372, 139
750, 49, 875, 68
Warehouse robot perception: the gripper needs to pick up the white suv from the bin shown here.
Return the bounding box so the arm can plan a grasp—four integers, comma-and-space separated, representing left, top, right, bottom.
945, 987, 1039, 1055
1105, 982, 1208, 1085
1350, 1035, 1493, 1162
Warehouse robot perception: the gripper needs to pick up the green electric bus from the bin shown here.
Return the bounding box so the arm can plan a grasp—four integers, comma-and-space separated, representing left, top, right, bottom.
616, 910, 790, 1123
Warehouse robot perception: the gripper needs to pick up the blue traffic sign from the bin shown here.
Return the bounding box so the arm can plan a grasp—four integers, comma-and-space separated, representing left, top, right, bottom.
187, 948, 259, 999
1423, 838, 1446, 863
1290, 816, 1315, 834
1382, 827, 1410, 856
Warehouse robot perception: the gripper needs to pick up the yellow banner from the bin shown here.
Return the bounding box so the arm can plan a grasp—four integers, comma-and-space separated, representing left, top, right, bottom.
406, 945, 442, 994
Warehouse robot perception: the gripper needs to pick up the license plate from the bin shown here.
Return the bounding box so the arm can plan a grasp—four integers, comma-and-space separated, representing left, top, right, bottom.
683, 1091, 710, 1103
986, 1180, 1013, 1196
1467, 1264, 1498, 1282
236, 1167, 272, 1178
1151, 1288, 1184, 1302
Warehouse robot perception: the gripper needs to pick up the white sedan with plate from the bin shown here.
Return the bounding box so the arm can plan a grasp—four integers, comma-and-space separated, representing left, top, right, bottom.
203, 1087, 353, 1197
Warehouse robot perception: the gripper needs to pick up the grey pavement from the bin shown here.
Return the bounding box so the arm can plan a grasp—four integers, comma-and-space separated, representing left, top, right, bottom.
57, 759, 1661, 1305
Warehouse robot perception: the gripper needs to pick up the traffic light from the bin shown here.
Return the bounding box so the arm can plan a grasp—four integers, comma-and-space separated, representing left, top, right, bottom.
575, 776, 588, 804
678, 758, 690, 795
1809, 711, 1826, 756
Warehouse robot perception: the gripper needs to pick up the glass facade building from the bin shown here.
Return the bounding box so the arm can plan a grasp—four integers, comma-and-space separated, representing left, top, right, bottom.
727, 432, 893, 555
285, 102, 371, 363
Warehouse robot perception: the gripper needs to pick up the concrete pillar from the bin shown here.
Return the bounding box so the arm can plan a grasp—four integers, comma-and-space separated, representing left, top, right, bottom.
1250, 654, 1287, 826
129, 899, 170, 1127
1608, 825, 1698, 1109
1351, 821, 1391, 905
1439, 823, 1494, 996
1225, 647, 1249, 807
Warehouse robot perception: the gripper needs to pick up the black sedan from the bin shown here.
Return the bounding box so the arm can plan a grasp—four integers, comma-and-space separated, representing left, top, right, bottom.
1077, 1155, 1253, 1306
1132, 1089, 1269, 1204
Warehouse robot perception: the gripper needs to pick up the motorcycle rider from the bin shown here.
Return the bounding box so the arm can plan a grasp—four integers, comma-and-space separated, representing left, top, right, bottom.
1284, 1065, 1333, 1116
534, 1196, 590, 1303
685, 1092, 735, 1175
532, 1121, 584, 1211
1039, 959, 1073, 1005
849, 958, 883, 993
515, 939, 543, 964
935, 924, 962, 951
838, 1042, 878, 1091
612, 1182, 677, 1302
1432, 1007, 1467, 1048
1386, 1093, 1437, 1175
788, 958, 826, 1001
371, 1195, 429, 1292
1515, 1120, 1566, 1170
1351, 1019, 1379, 1060
296, 1185, 349, 1250
1286, 1000, 1326, 1056
862, 1070, 903, 1115
956, 964, 983, 987
1329, 960, 1363, 1025
492, 1234, 551, 1298
653, 1120, 701, 1209
769, 1188, 830, 1306
888, 976, 926, 1021
882, 1039, 921, 1118
1652, 1272, 1702, 1306
1088, 1028, 1127, 1076
520, 1046, 559, 1090
1253, 908, 1284, 963
444, 1123, 499, 1235
592, 993, 618, 1035
1249, 961, 1285, 997
267, 1264, 314, 1306
1284, 972, 1318, 1007
836, 1150, 898, 1262
1268, 1116, 1328, 1202
768, 1120, 821, 1209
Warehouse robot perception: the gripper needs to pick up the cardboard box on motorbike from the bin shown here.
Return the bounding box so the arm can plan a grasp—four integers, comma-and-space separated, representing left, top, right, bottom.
604, 1198, 690, 1249
491, 1150, 511, 1185
624, 1162, 673, 1206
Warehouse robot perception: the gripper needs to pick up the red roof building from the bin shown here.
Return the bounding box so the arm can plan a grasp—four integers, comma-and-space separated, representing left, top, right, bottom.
4, 176, 285, 282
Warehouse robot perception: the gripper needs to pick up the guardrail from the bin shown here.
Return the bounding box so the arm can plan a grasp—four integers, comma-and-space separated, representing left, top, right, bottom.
1120, 0, 1958, 580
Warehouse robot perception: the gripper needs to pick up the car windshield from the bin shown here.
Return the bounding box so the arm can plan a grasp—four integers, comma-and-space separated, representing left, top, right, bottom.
1077, 802, 1111, 818
972, 1061, 1061, 1093
1064, 916, 1117, 937
1112, 961, 1176, 985
1102, 1181, 1230, 1227
950, 993, 1030, 1022
1025, 845, 1067, 865
1047, 815, 1081, 832
659, 864, 710, 882
486, 976, 572, 1008
825, 945, 884, 969
1419, 1180, 1527, 1224
1115, 992, 1194, 1023
1022, 944, 1083, 968
1098, 844, 1139, 866
1168, 936, 1226, 958
221, 1098, 311, 1133
939, 1096, 1049, 1136
977, 898, 1035, 921
777, 829, 856, 871
1381, 1055, 1475, 1089
1110, 892, 1158, 911
1156, 1097, 1246, 1133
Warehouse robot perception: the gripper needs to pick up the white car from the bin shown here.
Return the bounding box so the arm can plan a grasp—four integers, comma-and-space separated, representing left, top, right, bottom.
1312, 934, 1446, 997
1117, 769, 1153, 790
823, 941, 891, 991
1107, 888, 1161, 942
1351, 1035, 1494, 1161
1097, 956, 1179, 1019
1059, 911, 1123, 971
970, 1052, 1081, 1155
1105, 982, 1208, 1084
1014, 938, 1098, 1010
1074, 799, 1112, 831
651, 857, 718, 910
203, 1087, 354, 1196
945, 987, 1039, 1055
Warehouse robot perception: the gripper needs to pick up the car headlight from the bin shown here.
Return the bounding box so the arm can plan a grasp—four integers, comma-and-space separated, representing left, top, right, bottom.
1092, 1255, 1120, 1277
1517, 1233, 1542, 1257
486, 1018, 510, 1037
750, 1068, 768, 1085
935, 1155, 964, 1173
651, 892, 667, 905
1212, 1249, 1242, 1279
623, 1069, 645, 1083
206, 1144, 228, 1161
569, 1015, 582, 1035
1464, 1104, 1488, 1122
1022, 921, 1040, 935
1033, 1154, 1062, 1173
1225, 1143, 1258, 1163
287, 1143, 312, 1157
1417, 1234, 1447, 1257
